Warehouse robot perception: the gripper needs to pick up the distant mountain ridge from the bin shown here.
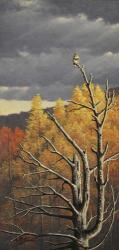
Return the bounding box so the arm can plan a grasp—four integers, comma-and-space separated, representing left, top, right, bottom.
0, 108, 53, 129
109, 87, 119, 95
0, 87, 118, 129
0, 112, 29, 129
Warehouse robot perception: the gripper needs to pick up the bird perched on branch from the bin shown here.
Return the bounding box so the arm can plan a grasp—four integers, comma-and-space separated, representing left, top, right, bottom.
72, 53, 80, 67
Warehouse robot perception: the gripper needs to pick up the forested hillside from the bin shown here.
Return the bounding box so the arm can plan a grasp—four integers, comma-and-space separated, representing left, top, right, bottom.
0, 87, 118, 129
0, 84, 119, 250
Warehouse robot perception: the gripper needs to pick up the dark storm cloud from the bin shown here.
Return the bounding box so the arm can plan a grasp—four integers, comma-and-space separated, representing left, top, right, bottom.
1, 0, 119, 24
0, 0, 119, 100
0, 0, 17, 12
42, 0, 119, 24
0, 10, 119, 58
0, 0, 39, 12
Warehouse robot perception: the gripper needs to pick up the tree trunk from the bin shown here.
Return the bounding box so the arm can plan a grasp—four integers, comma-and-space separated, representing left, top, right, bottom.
72, 238, 89, 250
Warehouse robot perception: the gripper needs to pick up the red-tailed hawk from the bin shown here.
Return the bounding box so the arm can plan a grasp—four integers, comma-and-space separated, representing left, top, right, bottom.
72, 53, 80, 67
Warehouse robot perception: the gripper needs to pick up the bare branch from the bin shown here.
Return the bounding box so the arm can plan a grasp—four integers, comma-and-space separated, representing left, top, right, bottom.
42, 136, 74, 169
47, 112, 90, 214
86, 185, 116, 250
67, 100, 94, 111
7, 184, 79, 216
23, 170, 49, 177
47, 112, 86, 159
90, 152, 119, 173
10, 232, 76, 247
17, 205, 72, 220
21, 147, 74, 190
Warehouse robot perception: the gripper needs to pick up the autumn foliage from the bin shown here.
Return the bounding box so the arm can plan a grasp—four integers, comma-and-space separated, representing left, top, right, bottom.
0, 84, 119, 249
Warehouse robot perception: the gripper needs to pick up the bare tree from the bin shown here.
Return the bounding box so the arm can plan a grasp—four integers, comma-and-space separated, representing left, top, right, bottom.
1, 55, 119, 250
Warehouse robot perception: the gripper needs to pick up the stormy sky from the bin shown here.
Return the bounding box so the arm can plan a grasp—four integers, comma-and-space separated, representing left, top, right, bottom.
0, 0, 119, 101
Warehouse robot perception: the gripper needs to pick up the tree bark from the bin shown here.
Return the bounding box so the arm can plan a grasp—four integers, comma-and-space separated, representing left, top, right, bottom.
72, 238, 89, 250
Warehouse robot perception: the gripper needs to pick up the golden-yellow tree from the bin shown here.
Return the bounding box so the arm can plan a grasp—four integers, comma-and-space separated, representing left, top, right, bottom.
23, 94, 47, 155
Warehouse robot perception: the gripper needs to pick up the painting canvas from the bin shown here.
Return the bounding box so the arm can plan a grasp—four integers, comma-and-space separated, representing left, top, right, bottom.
0, 1, 119, 250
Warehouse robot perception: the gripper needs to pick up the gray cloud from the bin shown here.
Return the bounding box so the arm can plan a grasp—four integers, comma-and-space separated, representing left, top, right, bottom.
1, 0, 119, 25
0, 0, 119, 100
0, 0, 39, 12
42, 0, 119, 24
